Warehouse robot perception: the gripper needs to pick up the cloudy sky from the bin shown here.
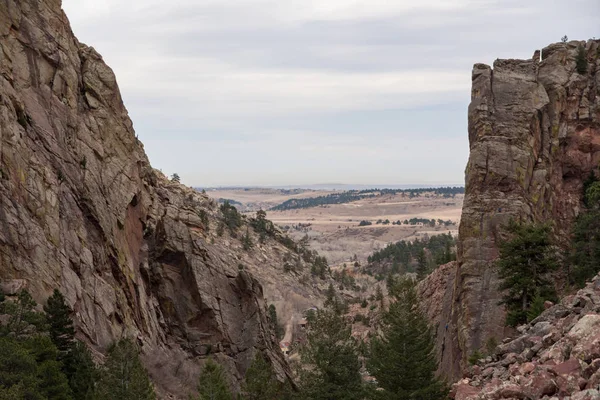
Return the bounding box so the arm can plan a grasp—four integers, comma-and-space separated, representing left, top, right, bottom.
62, 0, 598, 187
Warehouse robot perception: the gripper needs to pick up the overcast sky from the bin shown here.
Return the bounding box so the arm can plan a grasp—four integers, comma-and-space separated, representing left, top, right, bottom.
62, 0, 598, 187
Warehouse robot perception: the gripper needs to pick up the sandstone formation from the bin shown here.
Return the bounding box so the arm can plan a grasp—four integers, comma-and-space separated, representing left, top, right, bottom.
0, 1, 324, 397
417, 261, 460, 376
453, 273, 600, 400
419, 39, 600, 382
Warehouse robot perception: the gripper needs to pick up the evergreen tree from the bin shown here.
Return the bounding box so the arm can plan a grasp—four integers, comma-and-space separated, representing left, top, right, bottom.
97, 339, 155, 400
576, 45, 588, 74
497, 221, 558, 326
195, 358, 232, 400
0, 336, 44, 400
526, 292, 546, 323
241, 353, 278, 400
323, 284, 347, 315
25, 335, 73, 400
267, 304, 284, 339
571, 181, 600, 287
298, 307, 365, 400
416, 249, 427, 280
171, 173, 181, 183
242, 229, 254, 251
44, 289, 75, 362
65, 341, 98, 400
1, 290, 46, 336
375, 285, 384, 305
368, 278, 447, 400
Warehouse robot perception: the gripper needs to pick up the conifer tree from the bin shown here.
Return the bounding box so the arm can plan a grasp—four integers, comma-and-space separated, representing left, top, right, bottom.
267, 304, 283, 340
25, 335, 73, 400
576, 45, 588, 74
416, 249, 428, 280
1, 290, 46, 336
0, 336, 44, 399
496, 221, 558, 326
526, 292, 546, 323
571, 181, 600, 287
44, 289, 75, 362
242, 229, 254, 251
241, 353, 278, 400
195, 358, 233, 400
368, 278, 446, 400
298, 306, 365, 400
97, 339, 155, 400
65, 341, 98, 400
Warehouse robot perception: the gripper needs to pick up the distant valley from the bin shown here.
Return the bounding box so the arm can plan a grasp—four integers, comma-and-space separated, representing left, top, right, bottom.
205, 187, 463, 265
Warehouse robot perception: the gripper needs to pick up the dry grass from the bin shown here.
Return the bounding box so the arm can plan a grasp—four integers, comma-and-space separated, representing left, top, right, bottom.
207, 189, 463, 265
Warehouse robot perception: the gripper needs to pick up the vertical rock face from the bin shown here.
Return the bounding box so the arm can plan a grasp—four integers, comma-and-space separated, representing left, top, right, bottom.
442, 39, 600, 379
0, 0, 293, 398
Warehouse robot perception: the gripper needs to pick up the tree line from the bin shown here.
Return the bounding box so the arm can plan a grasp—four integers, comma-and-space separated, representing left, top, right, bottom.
271, 187, 464, 211
0, 288, 154, 399
366, 233, 456, 279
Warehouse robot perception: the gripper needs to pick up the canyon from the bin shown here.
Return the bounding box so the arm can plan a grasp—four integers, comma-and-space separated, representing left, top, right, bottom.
0, 0, 599, 398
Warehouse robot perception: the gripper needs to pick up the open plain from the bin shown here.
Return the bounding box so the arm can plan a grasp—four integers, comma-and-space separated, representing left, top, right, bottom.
207, 188, 463, 265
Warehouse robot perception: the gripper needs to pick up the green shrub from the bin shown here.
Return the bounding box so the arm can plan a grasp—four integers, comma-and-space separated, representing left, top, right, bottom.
576, 45, 588, 74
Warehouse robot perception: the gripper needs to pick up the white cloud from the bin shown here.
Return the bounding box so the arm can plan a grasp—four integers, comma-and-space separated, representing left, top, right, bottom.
61, 0, 599, 185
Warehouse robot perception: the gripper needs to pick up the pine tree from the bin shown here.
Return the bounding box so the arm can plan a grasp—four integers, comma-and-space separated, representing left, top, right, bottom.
64, 341, 98, 400
267, 304, 283, 340
0, 336, 44, 399
571, 181, 600, 287
576, 45, 588, 74
25, 335, 73, 400
368, 278, 447, 400
195, 358, 233, 400
298, 307, 365, 400
242, 229, 254, 251
97, 339, 155, 400
416, 249, 428, 280
375, 284, 384, 305
497, 221, 558, 326
1, 290, 46, 336
44, 289, 75, 362
527, 292, 546, 323
241, 353, 278, 400
171, 173, 181, 183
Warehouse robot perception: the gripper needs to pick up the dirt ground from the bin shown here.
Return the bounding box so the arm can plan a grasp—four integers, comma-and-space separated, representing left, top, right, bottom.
207, 189, 463, 265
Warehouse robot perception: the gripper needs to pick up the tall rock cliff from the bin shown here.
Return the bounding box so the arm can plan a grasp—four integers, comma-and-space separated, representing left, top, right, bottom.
0, 1, 318, 397
425, 39, 600, 381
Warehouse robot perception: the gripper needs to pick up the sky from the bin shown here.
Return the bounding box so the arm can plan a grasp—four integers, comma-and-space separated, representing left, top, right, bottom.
62, 0, 599, 187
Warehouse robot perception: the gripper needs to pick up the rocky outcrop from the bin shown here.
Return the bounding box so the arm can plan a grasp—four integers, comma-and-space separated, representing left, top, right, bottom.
417, 261, 461, 377
0, 1, 310, 398
436, 39, 600, 380
452, 273, 600, 400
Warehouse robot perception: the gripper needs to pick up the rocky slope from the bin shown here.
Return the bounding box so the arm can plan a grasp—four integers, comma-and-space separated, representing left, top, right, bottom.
452, 273, 600, 400
420, 39, 600, 381
0, 1, 324, 397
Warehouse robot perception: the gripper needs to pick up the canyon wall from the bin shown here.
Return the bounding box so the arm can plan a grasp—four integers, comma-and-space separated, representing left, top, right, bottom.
0, 1, 306, 397
422, 39, 600, 381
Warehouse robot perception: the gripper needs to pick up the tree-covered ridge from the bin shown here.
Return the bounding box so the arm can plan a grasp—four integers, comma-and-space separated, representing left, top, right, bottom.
366, 233, 456, 278
270, 187, 464, 211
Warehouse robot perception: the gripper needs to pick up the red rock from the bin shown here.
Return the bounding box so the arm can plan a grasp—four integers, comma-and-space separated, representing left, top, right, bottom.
544, 300, 554, 309
519, 362, 536, 375
552, 359, 581, 376
524, 371, 558, 398
452, 380, 481, 400
500, 384, 526, 399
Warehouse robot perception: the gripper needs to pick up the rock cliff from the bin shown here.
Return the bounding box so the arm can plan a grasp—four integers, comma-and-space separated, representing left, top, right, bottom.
422, 39, 600, 381
0, 1, 320, 397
